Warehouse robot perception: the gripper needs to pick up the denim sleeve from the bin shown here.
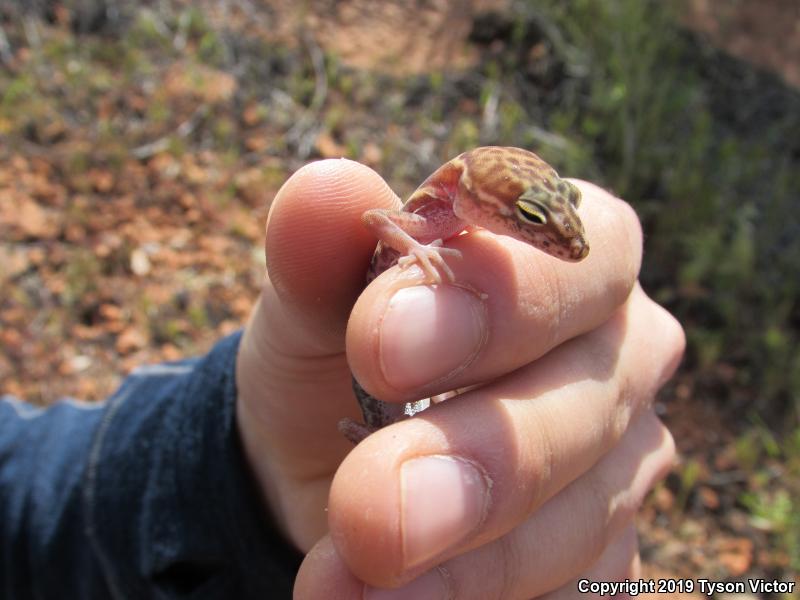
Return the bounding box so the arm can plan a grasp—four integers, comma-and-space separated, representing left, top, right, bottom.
0, 331, 302, 599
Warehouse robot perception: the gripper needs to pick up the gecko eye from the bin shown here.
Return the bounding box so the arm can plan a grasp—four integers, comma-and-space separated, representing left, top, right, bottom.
516, 201, 547, 225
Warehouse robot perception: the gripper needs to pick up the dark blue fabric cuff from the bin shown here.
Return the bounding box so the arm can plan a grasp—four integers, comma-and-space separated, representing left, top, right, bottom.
1, 331, 302, 599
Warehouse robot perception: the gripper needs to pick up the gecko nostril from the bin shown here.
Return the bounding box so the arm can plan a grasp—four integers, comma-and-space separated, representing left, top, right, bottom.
571, 239, 589, 259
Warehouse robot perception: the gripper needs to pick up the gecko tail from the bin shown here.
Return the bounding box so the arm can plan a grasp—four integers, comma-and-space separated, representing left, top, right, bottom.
344, 378, 431, 444
338, 418, 375, 444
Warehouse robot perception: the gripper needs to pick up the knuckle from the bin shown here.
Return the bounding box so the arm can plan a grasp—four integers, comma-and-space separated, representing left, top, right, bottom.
495, 535, 522, 600
519, 411, 559, 515
578, 476, 619, 557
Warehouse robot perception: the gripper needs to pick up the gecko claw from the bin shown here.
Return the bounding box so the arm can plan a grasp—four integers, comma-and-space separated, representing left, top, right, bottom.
398, 240, 462, 284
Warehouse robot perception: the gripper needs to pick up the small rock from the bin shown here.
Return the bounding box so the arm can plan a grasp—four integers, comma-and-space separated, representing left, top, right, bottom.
70, 355, 92, 372
116, 327, 146, 354
130, 248, 151, 276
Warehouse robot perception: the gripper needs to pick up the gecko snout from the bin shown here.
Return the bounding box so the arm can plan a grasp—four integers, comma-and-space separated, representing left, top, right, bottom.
570, 238, 590, 261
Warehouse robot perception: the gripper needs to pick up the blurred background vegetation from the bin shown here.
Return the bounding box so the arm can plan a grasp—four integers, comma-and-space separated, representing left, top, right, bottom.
1, 0, 797, 593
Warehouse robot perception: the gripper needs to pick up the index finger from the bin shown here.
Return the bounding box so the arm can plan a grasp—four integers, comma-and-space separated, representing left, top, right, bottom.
346, 180, 643, 402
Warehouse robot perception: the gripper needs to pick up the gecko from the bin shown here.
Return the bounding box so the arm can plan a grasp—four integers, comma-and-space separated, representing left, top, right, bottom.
338, 146, 589, 444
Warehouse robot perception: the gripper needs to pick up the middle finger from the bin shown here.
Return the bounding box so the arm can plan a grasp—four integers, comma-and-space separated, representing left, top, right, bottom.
331, 286, 684, 586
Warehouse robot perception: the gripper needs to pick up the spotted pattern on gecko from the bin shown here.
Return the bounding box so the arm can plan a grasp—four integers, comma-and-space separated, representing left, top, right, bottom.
339, 146, 589, 444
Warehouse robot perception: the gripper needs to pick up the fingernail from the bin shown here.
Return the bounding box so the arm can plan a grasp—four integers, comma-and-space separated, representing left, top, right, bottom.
364, 569, 449, 600
379, 286, 486, 390
401, 455, 490, 568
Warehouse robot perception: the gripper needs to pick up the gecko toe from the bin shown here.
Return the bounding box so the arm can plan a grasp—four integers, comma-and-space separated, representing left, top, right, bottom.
440, 247, 463, 259
439, 261, 455, 282
398, 243, 461, 284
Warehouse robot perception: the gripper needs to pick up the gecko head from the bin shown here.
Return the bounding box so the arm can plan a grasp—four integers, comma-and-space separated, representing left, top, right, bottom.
508, 179, 589, 262
453, 148, 590, 262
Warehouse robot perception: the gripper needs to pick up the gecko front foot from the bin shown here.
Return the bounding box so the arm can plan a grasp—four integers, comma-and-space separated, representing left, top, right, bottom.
397, 239, 462, 284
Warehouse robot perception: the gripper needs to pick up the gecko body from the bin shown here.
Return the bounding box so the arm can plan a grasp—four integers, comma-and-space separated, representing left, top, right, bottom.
339, 146, 589, 443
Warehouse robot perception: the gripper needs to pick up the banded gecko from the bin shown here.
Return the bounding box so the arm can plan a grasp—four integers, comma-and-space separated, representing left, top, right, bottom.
339, 146, 589, 443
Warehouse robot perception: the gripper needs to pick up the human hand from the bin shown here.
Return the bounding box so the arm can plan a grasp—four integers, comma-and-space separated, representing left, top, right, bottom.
235, 158, 684, 598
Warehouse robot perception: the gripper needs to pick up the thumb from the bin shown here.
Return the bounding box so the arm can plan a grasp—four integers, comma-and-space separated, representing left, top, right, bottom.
264, 158, 399, 353
236, 158, 399, 550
